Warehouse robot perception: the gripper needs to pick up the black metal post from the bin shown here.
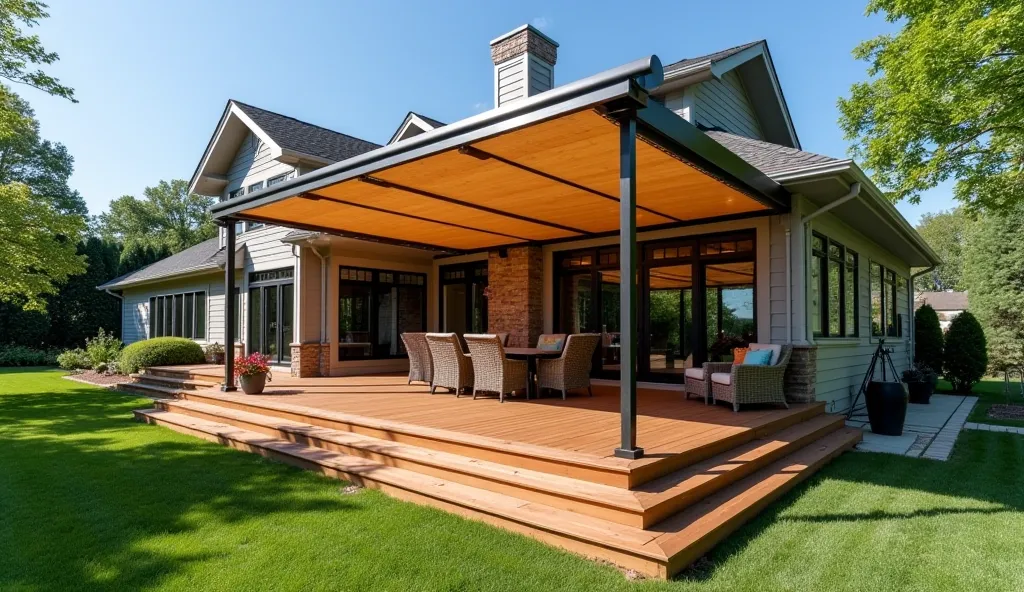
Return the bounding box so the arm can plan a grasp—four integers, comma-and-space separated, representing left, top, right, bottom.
615, 113, 643, 460
222, 220, 237, 392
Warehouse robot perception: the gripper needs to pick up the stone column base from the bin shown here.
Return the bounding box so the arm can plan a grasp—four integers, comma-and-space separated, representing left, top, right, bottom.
291, 342, 331, 377
784, 344, 818, 403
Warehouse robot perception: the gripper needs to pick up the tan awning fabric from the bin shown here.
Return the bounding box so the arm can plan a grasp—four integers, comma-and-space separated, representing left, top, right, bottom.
241, 109, 771, 252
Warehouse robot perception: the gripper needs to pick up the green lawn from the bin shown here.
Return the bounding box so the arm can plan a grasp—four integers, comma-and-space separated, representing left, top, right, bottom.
3, 369, 1024, 591
937, 377, 1024, 429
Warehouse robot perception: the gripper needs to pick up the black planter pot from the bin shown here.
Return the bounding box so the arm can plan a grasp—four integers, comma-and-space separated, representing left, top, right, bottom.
866, 380, 909, 436
906, 380, 933, 404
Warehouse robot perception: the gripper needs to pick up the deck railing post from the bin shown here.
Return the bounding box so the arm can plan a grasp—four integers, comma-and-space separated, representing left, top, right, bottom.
222, 220, 237, 392
615, 112, 643, 460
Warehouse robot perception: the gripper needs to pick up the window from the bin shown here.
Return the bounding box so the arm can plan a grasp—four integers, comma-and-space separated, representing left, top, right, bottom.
248, 181, 264, 194
811, 233, 858, 337
266, 172, 291, 187
339, 267, 426, 360
148, 291, 206, 339
228, 188, 244, 199
870, 261, 905, 338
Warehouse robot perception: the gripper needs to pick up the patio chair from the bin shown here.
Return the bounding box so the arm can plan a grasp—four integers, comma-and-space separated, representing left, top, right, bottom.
400, 332, 432, 385
536, 333, 567, 352
537, 333, 601, 400
495, 332, 510, 346
683, 363, 726, 404
425, 333, 474, 396
464, 334, 528, 402
710, 344, 793, 412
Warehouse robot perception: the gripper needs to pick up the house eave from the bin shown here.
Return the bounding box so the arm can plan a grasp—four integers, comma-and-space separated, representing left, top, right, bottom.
96, 264, 224, 291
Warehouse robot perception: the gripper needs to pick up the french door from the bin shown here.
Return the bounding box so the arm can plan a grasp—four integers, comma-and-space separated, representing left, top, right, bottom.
248, 279, 294, 364
439, 262, 488, 335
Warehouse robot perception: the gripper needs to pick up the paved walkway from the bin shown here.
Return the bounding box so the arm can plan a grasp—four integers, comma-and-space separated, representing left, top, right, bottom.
847, 394, 978, 461
964, 422, 1024, 435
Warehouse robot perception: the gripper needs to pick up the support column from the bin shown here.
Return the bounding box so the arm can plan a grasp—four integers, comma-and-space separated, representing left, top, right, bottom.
615, 114, 643, 460
222, 220, 237, 391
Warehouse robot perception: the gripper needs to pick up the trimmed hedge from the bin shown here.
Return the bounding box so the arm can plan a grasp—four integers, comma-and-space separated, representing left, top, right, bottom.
118, 337, 206, 374
0, 345, 60, 367
943, 311, 988, 394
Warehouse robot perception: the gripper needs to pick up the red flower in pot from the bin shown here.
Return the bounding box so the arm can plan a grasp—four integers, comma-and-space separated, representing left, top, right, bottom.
234, 352, 273, 394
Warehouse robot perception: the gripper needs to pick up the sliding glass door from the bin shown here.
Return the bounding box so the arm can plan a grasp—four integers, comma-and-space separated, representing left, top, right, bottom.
439, 262, 488, 335
247, 268, 294, 364
338, 266, 427, 360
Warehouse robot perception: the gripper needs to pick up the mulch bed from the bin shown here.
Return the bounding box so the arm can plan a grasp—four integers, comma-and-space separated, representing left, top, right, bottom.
987, 404, 1024, 420
65, 371, 131, 387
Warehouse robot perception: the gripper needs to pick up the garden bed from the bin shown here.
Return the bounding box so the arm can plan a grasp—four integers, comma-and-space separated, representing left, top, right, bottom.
988, 404, 1024, 421
64, 370, 128, 387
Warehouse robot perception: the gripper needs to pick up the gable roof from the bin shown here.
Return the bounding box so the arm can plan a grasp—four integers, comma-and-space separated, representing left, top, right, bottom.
232, 101, 381, 163
387, 111, 446, 145
705, 130, 838, 178
189, 100, 380, 196
656, 40, 800, 149
97, 237, 225, 290
916, 291, 969, 311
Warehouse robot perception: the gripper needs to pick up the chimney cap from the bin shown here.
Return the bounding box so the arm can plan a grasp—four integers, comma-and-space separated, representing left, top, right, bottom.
489, 24, 559, 48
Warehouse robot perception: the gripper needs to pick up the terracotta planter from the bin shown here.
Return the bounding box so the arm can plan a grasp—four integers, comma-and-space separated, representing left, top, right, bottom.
866, 380, 908, 436
238, 372, 268, 395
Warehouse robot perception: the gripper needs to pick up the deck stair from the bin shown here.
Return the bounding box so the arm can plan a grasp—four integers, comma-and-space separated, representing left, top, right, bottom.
133, 366, 860, 579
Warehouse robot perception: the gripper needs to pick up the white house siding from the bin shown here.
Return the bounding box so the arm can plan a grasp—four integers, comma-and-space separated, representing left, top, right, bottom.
495, 55, 528, 107
120, 273, 228, 346
692, 71, 763, 140
808, 211, 912, 412
225, 132, 294, 197
768, 214, 792, 343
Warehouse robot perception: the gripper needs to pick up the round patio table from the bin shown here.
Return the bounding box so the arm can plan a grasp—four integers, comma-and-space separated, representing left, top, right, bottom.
504, 347, 562, 400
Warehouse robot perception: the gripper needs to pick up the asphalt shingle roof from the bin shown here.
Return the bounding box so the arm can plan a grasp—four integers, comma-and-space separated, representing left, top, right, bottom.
915, 291, 969, 311
97, 237, 225, 290
663, 41, 764, 74
704, 130, 840, 177
233, 101, 381, 163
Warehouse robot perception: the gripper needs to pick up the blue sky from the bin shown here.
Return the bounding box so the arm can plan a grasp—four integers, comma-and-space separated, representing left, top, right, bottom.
30, 0, 954, 224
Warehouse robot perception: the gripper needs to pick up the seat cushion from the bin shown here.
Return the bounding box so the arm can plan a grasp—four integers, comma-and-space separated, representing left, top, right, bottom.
742, 349, 773, 366
710, 372, 731, 386
749, 343, 782, 365
684, 367, 705, 380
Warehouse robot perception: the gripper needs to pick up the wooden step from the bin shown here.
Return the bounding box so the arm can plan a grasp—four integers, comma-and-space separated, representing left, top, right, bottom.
135, 408, 860, 579
144, 366, 223, 382
117, 381, 187, 399
131, 373, 218, 390
153, 397, 645, 525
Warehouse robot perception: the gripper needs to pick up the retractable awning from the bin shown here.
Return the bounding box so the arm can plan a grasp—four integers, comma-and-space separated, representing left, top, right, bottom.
210, 56, 789, 253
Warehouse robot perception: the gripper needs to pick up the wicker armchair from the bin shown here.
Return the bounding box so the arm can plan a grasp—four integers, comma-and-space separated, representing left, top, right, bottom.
464, 334, 528, 403
710, 345, 793, 412
495, 332, 510, 346
400, 332, 432, 385
425, 333, 474, 396
683, 363, 729, 404
537, 333, 601, 400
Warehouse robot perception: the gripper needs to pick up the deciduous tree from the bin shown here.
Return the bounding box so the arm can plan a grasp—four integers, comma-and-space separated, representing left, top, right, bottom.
839, 0, 1024, 210
97, 180, 216, 254
914, 208, 971, 291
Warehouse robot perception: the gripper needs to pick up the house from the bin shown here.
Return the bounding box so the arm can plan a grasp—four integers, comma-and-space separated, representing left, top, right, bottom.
915, 290, 968, 330
100, 25, 939, 415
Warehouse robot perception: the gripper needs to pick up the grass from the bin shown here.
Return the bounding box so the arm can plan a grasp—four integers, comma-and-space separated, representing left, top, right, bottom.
937, 376, 1024, 429
2, 368, 1024, 591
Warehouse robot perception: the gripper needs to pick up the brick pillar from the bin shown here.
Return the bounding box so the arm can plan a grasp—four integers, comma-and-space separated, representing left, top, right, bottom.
290, 342, 331, 378
487, 246, 544, 347
784, 344, 818, 403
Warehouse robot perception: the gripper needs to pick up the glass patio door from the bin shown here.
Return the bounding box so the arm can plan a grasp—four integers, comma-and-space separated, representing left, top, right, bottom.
645, 264, 693, 378
702, 261, 755, 362
248, 280, 293, 364
440, 262, 488, 335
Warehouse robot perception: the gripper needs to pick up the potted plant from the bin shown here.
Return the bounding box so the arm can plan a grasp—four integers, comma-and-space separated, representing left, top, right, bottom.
234, 352, 273, 395
902, 365, 934, 404
205, 342, 225, 365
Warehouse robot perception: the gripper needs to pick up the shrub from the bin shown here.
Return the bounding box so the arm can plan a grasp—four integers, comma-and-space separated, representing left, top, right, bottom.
85, 328, 123, 370
0, 345, 60, 367
914, 304, 944, 374
57, 348, 92, 370
943, 311, 988, 393
118, 337, 206, 375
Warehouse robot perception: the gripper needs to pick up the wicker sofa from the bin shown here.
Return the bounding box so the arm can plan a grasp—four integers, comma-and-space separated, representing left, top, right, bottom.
708, 344, 793, 412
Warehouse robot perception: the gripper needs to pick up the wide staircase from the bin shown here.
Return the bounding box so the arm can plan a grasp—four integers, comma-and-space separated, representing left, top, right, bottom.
127, 366, 861, 579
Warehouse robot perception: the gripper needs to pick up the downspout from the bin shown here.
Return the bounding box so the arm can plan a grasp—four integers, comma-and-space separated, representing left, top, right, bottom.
909, 266, 937, 366
308, 240, 328, 345
799, 182, 862, 342
103, 288, 124, 335
785, 224, 792, 343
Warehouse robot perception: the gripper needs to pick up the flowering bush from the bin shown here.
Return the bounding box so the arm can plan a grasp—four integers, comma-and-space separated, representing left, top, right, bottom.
234, 352, 273, 381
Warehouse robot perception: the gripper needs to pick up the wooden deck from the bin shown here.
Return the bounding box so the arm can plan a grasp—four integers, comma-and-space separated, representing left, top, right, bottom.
127, 365, 860, 578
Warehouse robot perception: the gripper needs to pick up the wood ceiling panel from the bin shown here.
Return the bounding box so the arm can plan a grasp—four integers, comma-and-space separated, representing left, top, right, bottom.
311, 180, 578, 242
247, 197, 519, 251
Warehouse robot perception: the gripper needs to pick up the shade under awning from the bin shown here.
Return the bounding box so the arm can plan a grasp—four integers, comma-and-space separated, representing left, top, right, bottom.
213, 56, 789, 253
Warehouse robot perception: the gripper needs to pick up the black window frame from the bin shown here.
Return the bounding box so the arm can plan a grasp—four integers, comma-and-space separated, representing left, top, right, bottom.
338, 265, 427, 361
147, 290, 207, 339
438, 261, 489, 335
869, 261, 906, 339
811, 232, 858, 338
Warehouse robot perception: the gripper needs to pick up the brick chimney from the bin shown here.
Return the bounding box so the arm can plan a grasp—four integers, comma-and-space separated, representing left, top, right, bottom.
490, 24, 558, 108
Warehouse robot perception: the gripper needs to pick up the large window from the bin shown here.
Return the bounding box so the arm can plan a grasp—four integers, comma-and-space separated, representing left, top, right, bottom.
811, 233, 858, 338
870, 261, 905, 338
439, 262, 488, 335
248, 268, 294, 363
339, 266, 426, 360
148, 291, 206, 339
